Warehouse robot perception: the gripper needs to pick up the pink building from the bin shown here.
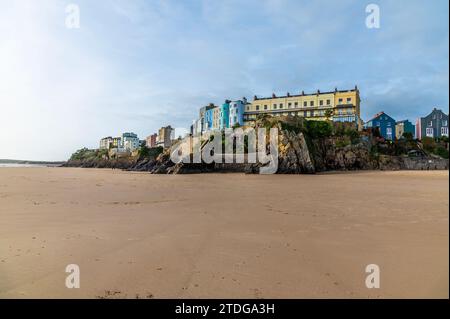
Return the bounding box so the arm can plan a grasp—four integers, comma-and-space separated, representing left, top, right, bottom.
146, 133, 157, 148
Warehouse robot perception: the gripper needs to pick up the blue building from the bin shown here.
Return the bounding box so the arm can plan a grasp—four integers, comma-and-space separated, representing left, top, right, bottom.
199, 103, 216, 133
205, 108, 214, 131
416, 108, 449, 140
396, 120, 415, 139
219, 100, 230, 130
364, 111, 396, 140
229, 98, 246, 128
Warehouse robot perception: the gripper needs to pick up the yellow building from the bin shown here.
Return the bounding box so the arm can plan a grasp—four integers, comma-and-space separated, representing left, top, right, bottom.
243, 86, 361, 128
157, 125, 174, 149
112, 137, 121, 148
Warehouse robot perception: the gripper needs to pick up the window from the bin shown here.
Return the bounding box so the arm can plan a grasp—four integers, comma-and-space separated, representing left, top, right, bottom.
288, 102, 292, 108
319, 100, 323, 106
310, 101, 314, 107
441, 127, 448, 136
426, 128, 434, 137
443, 120, 448, 126
338, 98, 343, 104
303, 101, 307, 107
273, 104, 277, 109
326, 99, 331, 105
256, 105, 259, 111
279, 103, 283, 108
294, 102, 298, 107
264, 105, 268, 110
386, 127, 393, 140
347, 97, 351, 103
428, 121, 433, 127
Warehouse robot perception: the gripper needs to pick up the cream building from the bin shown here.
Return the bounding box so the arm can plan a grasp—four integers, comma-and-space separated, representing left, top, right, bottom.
243, 87, 361, 129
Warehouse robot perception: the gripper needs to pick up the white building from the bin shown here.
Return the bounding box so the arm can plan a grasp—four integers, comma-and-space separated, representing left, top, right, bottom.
122, 132, 140, 151
99, 136, 113, 150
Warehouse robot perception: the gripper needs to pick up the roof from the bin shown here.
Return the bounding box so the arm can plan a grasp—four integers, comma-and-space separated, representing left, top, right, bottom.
366, 111, 396, 124
254, 88, 358, 101
366, 111, 386, 123
420, 108, 449, 119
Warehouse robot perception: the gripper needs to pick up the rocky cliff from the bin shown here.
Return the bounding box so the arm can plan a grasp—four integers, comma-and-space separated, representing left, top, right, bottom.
125, 127, 448, 174
65, 118, 449, 174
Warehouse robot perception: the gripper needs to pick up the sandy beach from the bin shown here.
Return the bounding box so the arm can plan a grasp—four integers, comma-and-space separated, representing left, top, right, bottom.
0, 168, 448, 299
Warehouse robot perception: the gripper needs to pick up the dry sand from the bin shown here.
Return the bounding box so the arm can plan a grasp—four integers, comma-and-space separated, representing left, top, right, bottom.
0, 168, 448, 299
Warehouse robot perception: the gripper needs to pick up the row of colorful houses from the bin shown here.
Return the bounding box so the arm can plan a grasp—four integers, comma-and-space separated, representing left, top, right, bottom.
190, 99, 247, 135
190, 87, 363, 134
99, 86, 448, 153
99, 132, 141, 152
188, 86, 448, 142
364, 108, 449, 140
99, 126, 175, 153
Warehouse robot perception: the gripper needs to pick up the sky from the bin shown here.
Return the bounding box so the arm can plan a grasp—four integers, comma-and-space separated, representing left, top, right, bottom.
0, 0, 448, 161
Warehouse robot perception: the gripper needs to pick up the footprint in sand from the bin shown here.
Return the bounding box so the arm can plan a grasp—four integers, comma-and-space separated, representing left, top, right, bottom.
252, 288, 263, 299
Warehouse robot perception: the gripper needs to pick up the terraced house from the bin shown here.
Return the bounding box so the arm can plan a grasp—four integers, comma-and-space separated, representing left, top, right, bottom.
243, 86, 362, 129
416, 108, 449, 140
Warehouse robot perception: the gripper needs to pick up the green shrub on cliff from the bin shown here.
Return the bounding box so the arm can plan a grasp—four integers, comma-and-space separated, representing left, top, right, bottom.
435, 146, 449, 159
69, 148, 109, 161
137, 146, 163, 160
304, 120, 333, 139
422, 137, 436, 153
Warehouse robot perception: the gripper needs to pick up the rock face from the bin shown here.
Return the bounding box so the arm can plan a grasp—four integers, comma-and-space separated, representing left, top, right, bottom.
378, 155, 449, 170
64, 157, 136, 169
277, 131, 315, 174
311, 139, 376, 172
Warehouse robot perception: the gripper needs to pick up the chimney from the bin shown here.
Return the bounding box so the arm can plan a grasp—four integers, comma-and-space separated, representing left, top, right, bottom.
287, 92, 290, 97
301, 91, 305, 96
272, 93, 276, 98
355, 85, 358, 90
335, 87, 338, 92
253, 95, 258, 101
317, 89, 320, 95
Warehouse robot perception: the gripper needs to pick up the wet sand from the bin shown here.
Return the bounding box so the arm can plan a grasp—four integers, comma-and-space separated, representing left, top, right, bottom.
0, 168, 448, 298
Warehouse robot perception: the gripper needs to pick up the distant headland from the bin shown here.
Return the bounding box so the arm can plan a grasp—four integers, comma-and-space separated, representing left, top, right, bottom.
0, 159, 66, 167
